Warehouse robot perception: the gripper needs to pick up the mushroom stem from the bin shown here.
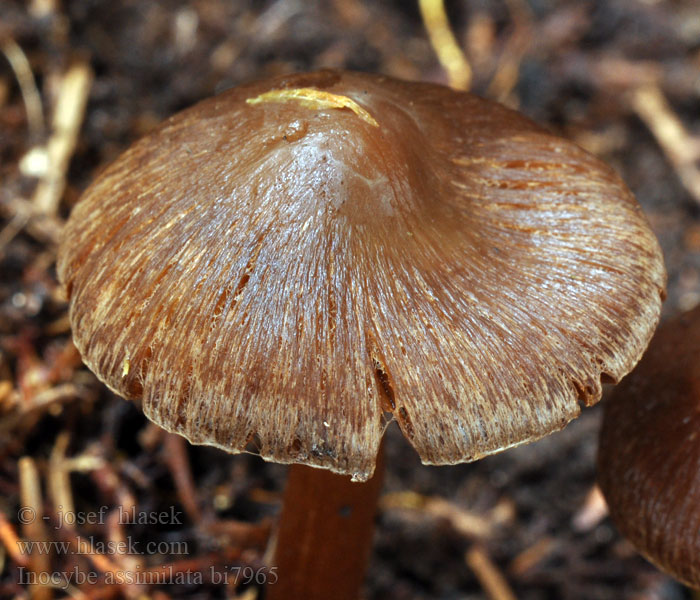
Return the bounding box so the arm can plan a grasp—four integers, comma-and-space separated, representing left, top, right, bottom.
267, 447, 385, 600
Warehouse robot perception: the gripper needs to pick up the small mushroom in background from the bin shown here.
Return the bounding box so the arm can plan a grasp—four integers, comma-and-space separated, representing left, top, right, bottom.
57, 69, 666, 599
598, 305, 700, 589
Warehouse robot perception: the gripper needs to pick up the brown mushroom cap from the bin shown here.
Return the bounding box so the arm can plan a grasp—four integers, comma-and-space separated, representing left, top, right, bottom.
58, 70, 665, 481
598, 305, 700, 588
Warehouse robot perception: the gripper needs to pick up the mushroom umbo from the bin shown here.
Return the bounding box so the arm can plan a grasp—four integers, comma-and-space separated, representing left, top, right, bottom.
58, 70, 665, 598
598, 305, 700, 589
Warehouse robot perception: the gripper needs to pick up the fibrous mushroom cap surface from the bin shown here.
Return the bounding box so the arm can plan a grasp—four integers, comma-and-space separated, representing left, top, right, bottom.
59, 70, 666, 481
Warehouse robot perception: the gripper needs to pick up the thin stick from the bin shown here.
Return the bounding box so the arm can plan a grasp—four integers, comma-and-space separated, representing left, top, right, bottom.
33, 60, 93, 215
0, 197, 63, 251
380, 492, 515, 539
0, 37, 44, 136
0, 511, 31, 568
419, 0, 471, 90
509, 537, 556, 576
19, 456, 53, 600
486, 0, 533, 103
630, 85, 700, 205
163, 433, 203, 523
466, 545, 517, 600
48, 432, 75, 523
571, 485, 608, 532
0, 211, 30, 260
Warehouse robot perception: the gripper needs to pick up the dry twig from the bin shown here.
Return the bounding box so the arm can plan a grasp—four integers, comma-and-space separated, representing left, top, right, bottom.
48, 432, 75, 530
509, 536, 557, 576
630, 85, 700, 205
418, 0, 471, 90
572, 485, 609, 532
0, 510, 31, 569
0, 36, 44, 136
381, 491, 514, 539
163, 433, 203, 523
486, 0, 533, 104
32, 60, 92, 216
0, 211, 30, 261
466, 545, 517, 600
19, 456, 52, 600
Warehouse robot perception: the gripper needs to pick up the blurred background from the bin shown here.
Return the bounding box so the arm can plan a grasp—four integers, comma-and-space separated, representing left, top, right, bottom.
1, 0, 699, 598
